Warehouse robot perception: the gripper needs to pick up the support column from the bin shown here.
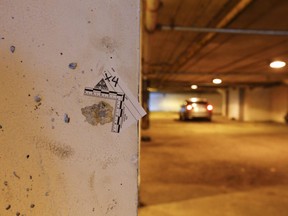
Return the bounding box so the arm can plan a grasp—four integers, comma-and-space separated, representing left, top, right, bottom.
0, 1, 140, 215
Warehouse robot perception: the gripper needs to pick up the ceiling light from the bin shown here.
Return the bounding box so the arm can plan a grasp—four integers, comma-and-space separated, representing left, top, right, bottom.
212, 78, 222, 84
147, 87, 158, 92
191, 85, 198, 89
270, 60, 286, 69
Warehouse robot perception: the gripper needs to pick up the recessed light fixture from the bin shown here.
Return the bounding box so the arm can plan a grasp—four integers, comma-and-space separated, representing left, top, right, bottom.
147, 87, 158, 92
270, 60, 286, 69
212, 78, 222, 84
191, 85, 198, 89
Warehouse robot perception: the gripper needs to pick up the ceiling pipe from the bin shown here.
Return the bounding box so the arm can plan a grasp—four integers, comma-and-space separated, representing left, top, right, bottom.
157, 0, 254, 83
147, 71, 288, 76
159, 26, 288, 36
145, 0, 160, 32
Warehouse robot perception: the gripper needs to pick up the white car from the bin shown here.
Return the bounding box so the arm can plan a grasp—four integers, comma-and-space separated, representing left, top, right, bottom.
179, 98, 213, 121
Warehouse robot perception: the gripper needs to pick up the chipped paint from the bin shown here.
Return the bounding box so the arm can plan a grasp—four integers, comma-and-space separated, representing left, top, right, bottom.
81, 101, 113, 126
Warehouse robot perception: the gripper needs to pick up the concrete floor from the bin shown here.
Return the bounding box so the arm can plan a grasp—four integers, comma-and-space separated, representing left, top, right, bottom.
139, 112, 288, 216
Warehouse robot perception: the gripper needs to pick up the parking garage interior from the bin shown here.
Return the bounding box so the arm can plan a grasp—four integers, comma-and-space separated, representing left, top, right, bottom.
1, 0, 288, 216
140, 0, 288, 215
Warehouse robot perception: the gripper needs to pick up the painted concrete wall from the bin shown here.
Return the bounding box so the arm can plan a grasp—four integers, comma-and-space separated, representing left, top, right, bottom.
0, 1, 140, 216
243, 87, 271, 122
229, 85, 288, 123
149, 92, 222, 114
228, 88, 241, 120
270, 85, 288, 122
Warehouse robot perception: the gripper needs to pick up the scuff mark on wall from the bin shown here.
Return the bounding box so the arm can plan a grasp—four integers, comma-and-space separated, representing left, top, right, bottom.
101, 36, 117, 54
106, 198, 118, 214
81, 101, 113, 126
35, 137, 74, 159
100, 156, 118, 170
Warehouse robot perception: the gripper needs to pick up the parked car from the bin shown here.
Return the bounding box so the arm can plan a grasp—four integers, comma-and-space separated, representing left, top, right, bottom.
179, 98, 213, 121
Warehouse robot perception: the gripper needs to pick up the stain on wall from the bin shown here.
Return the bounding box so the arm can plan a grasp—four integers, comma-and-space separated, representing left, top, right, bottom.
35, 137, 74, 160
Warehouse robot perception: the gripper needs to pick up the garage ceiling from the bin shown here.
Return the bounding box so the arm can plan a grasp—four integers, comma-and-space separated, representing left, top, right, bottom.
142, 0, 288, 92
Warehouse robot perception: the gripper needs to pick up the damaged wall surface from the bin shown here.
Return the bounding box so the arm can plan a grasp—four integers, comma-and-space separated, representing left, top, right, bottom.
0, 0, 140, 215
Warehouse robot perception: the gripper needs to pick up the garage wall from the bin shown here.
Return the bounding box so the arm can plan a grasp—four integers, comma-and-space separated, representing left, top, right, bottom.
240, 85, 288, 123
270, 85, 288, 122
0, 1, 140, 216
243, 87, 271, 121
149, 92, 222, 114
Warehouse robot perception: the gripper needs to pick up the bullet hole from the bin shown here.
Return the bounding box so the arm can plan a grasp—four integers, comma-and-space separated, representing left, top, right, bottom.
92, 208, 95, 212
4, 181, 8, 186
68, 62, 77, 69
81, 70, 85, 74
26, 155, 30, 159
1, 37, 4, 40
88, 21, 91, 24
13, 171, 20, 179
20, 60, 23, 63
120, 183, 123, 186
30, 175, 32, 180
0, 125, 2, 129
28, 94, 31, 97
110, 56, 112, 59
30, 204, 35, 208
10, 46, 15, 53
11, 16, 14, 19
60, 52, 63, 55
16, 212, 20, 216
34, 95, 41, 103
64, 113, 70, 123
5, 204, 11, 210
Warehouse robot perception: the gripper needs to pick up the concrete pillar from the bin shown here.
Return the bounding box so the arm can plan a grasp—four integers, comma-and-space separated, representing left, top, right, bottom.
0, 1, 140, 215
141, 79, 150, 129
227, 87, 242, 120
227, 87, 246, 121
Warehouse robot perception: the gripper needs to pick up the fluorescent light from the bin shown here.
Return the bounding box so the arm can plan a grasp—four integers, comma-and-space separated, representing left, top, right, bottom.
212, 78, 222, 84
191, 85, 198, 89
270, 60, 286, 69
190, 98, 198, 102
147, 87, 158, 92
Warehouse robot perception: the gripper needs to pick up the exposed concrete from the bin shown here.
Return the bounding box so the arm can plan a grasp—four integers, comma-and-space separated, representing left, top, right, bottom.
0, 0, 140, 215
139, 112, 288, 215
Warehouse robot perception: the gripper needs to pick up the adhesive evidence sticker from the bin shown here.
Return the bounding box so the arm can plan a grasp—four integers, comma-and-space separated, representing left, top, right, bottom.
84, 69, 146, 133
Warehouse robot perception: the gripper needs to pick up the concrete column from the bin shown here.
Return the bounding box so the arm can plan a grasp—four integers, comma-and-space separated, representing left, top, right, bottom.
0, 1, 140, 215
228, 88, 241, 120
141, 79, 150, 129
